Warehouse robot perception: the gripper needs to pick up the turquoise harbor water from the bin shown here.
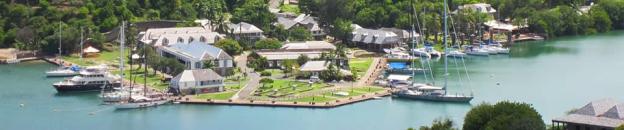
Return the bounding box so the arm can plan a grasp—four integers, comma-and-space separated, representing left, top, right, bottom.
1, 31, 624, 130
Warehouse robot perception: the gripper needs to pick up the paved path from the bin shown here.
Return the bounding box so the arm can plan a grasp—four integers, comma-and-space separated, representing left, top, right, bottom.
231, 52, 261, 100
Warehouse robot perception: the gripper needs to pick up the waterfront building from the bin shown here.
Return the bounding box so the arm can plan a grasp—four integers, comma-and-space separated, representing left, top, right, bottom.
139, 27, 224, 47
255, 41, 338, 68
157, 41, 234, 76
227, 22, 265, 41
299, 60, 352, 78
169, 69, 225, 95
350, 24, 401, 52
552, 98, 624, 130
275, 14, 326, 40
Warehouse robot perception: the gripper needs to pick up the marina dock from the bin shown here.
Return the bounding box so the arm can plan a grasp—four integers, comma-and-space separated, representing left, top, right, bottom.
178, 89, 395, 108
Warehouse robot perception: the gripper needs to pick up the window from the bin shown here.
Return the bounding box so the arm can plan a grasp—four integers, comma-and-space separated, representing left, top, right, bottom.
199, 36, 206, 43
162, 38, 169, 46
178, 37, 184, 43
188, 37, 194, 43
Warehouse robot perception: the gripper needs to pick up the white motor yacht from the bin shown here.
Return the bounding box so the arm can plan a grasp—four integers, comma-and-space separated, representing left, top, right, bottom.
446, 50, 466, 58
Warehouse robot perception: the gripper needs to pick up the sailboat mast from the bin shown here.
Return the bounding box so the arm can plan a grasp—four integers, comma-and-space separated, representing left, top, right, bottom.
443, 0, 449, 90
120, 21, 125, 90
80, 27, 83, 60
58, 22, 62, 58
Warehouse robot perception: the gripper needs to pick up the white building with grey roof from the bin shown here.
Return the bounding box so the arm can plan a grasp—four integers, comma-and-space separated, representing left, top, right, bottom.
351, 24, 402, 51
158, 41, 234, 76
169, 69, 225, 95
255, 41, 339, 68
552, 98, 624, 129
227, 22, 265, 41
139, 27, 224, 47
275, 14, 326, 40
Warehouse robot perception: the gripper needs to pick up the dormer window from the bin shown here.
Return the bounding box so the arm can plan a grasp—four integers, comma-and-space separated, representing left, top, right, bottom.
189, 37, 195, 43
200, 36, 206, 43
162, 38, 169, 46
178, 37, 184, 43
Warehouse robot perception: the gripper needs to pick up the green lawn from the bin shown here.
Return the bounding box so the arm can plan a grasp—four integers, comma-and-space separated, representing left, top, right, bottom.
256, 79, 330, 97
285, 86, 386, 103
279, 4, 300, 14
194, 91, 236, 100
114, 66, 169, 91
264, 69, 284, 76
349, 58, 373, 79
62, 49, 123, 66
352, 86, 386, 93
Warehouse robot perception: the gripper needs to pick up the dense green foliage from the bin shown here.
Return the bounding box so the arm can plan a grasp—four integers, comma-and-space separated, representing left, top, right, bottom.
215, 39, 242, 55
254, 38, 282, 49
247, 51, 269, 71
419, 118, 456, 130
463, 101, 545, 130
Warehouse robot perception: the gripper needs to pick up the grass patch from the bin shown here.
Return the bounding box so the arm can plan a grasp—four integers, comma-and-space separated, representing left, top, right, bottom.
63, 49, 123, 66
279, 4, 300, 14
195, 91, 236, 100
349, 58, 373, 79
114, 67, 169, 91
256, 79, 330, 97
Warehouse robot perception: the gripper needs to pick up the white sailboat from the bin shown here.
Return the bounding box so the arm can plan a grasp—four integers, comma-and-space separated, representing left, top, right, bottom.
394, 0, 473, 103
113, 21, 169, 109
46, 23, 79, 77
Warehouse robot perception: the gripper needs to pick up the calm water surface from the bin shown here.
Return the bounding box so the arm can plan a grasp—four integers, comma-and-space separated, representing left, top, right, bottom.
1, 31, 624, 130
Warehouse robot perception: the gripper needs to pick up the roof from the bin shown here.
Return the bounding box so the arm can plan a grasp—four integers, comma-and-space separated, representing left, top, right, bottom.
553, 98, 624, 128
151, 32, 223, 46
275, 14, 320, 30
281, 41, 336, 50
387, 74, 411, 81
83, 46, 100, 53
161, 41, 232, 61
300, 61, 330, 72
484, 20, 527, 32
172, 69, 224, 82
228, 22, 264, 34
256, 50, 326, 60
140, 27, 224, 46
351, 24, 401, 44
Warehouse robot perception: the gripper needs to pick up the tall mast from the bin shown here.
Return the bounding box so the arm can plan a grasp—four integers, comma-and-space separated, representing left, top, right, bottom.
80, 27, 84, 60
120, 21, 125, 91
58, 22, 62, 58
443, 0, 449, 91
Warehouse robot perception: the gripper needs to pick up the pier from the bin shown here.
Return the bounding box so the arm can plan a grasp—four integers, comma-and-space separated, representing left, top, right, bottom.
177, 89, 395, 108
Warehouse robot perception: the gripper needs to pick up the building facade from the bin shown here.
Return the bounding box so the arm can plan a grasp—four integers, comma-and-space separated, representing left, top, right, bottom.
169, 69, 225, 95
158, 41, 234, 76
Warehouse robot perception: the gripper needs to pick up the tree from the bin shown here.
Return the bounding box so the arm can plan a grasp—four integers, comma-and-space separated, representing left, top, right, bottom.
282, 59, 299, 77
616, 125, 624, 130
419, 118, 455, 130
231, 0, 276, 31
297, 54, 310, 66
330, 18, 353, 44
463, 101, 545, 130
254, 38, 282, 49
596, 0, 624, 28
289, 26, 313, 41
203, 60, 215, 69
590, 7, 612, 33
194, 0, 228, 32
259, 78, 274, 88
298, 0, 318, 14
215, 39, 242, 55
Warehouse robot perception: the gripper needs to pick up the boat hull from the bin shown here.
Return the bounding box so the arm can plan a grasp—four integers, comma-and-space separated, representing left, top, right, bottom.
53, 83, 119, 92
394, 93, 473, 103
115, 99, 170, 109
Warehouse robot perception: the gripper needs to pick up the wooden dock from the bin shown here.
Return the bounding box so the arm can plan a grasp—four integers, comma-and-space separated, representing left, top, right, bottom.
178, 90, 395, 108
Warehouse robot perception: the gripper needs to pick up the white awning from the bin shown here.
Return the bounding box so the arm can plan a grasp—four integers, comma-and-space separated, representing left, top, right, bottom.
83, 46, 100, 53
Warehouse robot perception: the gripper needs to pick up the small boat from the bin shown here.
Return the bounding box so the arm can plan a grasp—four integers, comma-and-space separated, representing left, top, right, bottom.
46, 65, 80, 77
411, 48, 431, 57
393, 85, 473, 103
464, 46, 489, 56
100, 87, 143, 103
372, 96, 383, 100
446, 50, 466, 58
